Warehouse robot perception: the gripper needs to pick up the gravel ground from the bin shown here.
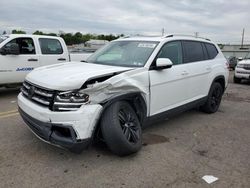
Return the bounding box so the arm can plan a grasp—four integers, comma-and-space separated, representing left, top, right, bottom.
0, 72, 249, 188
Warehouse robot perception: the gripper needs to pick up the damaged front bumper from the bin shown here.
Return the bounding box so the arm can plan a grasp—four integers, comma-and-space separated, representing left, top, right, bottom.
19, 108, 90, 153
18, 93, 103, 153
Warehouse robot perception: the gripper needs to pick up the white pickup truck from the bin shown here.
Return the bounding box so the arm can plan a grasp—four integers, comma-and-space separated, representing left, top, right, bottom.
0, 34, 92, 88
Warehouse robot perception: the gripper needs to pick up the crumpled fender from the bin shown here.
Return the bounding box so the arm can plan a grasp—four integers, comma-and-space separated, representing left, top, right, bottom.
79, 67, 150, 111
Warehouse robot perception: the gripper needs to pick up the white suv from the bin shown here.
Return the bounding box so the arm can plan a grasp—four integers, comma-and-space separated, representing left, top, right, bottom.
18, 35, 229, 156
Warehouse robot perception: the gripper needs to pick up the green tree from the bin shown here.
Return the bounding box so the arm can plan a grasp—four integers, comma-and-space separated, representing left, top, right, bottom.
33, 31, 57, 36
47, 33, 57, 36
60, 33, 74, 45
33, 30, 44, 35
12, 29, 26, 34
218, 44, 224, 49
72, 32, 83, 44
82, 33, 94, 43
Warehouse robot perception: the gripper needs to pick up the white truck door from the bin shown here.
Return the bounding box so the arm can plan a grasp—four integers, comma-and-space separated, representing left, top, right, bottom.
149, 41, 190, 116
38, 38, 69, 66
0, 37, 39, 85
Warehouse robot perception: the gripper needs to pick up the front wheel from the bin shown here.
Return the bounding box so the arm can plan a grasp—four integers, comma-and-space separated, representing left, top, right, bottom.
201, 82, 223, 114
101, 101, 142, 156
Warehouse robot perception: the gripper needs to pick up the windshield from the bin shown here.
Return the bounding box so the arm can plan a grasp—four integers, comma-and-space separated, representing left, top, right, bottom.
87, 40, 159, 67
0, 36, 8, 44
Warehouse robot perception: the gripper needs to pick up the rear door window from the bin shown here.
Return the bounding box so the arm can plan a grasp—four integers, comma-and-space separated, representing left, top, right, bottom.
39, 38, 63, 54
182, 41, 204, 63
205, 43, 218, 59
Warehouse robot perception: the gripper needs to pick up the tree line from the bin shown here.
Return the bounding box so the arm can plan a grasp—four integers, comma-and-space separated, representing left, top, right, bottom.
2, 30, 124, 45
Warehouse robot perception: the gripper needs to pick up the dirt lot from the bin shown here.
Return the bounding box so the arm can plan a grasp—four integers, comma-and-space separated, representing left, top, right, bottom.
0, 72, 249, 188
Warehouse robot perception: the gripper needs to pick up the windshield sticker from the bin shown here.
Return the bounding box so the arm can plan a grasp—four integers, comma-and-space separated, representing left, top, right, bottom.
138, 43, 156, 48
16, 67, 34, 72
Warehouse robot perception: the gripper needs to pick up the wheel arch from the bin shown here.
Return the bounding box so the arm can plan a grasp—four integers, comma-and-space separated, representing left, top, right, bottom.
92, 92, 147, 141
100, 92, 147, 124
211, 75, 226, 92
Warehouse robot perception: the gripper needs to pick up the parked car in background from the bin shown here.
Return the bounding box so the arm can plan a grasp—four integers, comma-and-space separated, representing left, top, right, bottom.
227, 56, 238, 70
0, 34, 93, 88
238, 57, 243, 61
18, 34, 229, 156
234, 59, 250, 83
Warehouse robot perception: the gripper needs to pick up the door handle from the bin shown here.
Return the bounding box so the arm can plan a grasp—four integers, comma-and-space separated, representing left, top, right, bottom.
58, 58, 66, 61
28, 58, 38, 62
181, 71, 189, 76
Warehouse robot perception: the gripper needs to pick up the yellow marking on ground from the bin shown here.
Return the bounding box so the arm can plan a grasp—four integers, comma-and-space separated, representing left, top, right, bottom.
0, 112, 19, 119
0, 110, 18, 116
0, 110, 19, 119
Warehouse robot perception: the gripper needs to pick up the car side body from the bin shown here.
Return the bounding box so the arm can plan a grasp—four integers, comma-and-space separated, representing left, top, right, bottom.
18, 35, 229, 155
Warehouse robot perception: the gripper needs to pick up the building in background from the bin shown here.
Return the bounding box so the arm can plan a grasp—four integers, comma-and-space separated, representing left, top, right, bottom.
220, 44, 250, 59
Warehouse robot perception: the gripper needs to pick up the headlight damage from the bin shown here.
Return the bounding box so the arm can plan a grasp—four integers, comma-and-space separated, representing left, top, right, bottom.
53, 91, 89, 111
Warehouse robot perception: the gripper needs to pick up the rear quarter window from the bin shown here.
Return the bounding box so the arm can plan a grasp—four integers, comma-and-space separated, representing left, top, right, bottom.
205, 43, 218, 59
182, 41, 205, 63
39, 38, 63, 55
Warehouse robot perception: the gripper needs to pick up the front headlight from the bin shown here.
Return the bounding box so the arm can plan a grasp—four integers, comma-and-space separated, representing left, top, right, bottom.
53, 91, 89, 111
237, 64, 244, 68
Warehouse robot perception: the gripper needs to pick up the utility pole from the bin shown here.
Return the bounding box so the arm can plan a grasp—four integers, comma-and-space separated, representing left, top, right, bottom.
161, 28, 165, 36
194, 32, 199, 38
241, 28, 245, 48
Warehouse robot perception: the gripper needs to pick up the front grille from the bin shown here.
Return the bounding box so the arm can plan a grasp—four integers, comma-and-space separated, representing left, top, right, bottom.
21, 81, 55, 108
243, 64, 250, 70
236, 71, 250, 74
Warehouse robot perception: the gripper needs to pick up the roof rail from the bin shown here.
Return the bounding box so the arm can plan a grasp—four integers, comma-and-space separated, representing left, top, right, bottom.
164, 34, 211, 41
121, 34, 162, 38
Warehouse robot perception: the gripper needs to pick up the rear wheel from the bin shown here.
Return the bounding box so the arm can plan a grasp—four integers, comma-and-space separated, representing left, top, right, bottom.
101, 101, 142, 156
234, 76, 241, 84
201, 82, 223, 114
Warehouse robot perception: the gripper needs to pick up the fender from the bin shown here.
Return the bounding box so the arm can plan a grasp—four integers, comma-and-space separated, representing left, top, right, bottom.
91, 92, 148, 141
100, 92, 147, 125
210, 75, 226, 92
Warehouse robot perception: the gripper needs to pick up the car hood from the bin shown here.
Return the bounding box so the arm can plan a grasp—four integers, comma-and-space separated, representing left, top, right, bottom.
26, 62, 133, 90
238, 59, 250, 65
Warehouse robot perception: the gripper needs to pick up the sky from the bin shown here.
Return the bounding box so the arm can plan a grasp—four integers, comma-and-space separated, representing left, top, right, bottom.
0, 0, 249, 44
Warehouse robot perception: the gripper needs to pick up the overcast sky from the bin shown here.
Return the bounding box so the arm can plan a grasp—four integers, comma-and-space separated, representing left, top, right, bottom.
0, 0, 249, 43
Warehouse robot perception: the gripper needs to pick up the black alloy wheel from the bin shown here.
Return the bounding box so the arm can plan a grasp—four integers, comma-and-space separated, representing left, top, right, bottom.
201, 82, 223, 113
118, 108, 140, 144
101, 101, 142, 156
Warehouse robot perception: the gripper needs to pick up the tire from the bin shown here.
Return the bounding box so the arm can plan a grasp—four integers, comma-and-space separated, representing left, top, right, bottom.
234, 76, 241, 84
101, 101, 142, 156
201, 82, 223, 114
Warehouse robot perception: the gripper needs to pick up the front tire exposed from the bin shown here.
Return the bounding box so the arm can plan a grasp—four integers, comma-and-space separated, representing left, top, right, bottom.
201, 82, 223, 114
101, 101, 142, 156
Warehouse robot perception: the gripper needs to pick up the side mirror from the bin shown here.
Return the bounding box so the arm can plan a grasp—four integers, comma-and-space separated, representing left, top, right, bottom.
8, 44, 20, 55
155, 58, 173, 70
